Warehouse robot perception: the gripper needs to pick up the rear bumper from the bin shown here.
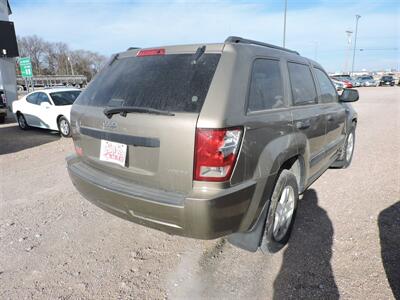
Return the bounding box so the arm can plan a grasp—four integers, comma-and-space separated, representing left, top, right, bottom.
67, 155, 256, 239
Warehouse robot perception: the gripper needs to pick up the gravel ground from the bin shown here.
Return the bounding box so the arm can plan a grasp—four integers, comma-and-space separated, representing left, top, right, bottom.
0, 87, 399, 299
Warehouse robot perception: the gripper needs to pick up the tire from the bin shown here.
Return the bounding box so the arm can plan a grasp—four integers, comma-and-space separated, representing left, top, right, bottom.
331, 126, 356, 169
58, 116, 71, 137
260, 170, 299, 254
0, 115, 5, 124
17, 113, 29, 130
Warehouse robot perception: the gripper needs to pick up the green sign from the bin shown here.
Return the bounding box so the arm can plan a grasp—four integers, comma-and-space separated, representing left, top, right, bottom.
19, 57, 33, 78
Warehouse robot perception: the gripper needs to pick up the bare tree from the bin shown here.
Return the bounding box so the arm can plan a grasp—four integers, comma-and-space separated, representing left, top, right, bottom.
17, 35, 107, 80
17, 35, 46, 74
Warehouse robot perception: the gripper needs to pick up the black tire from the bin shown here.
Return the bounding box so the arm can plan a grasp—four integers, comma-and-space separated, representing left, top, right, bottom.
58, 116, 71, 137
331, 126, 356, 169
17, 113, 29, 130
260, 170, 299, 254
0, 115, 5, 124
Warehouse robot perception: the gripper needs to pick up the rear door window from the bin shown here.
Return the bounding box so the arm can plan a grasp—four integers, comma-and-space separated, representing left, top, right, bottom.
288, 62, 317, 105
247, 59, 285, 112
314, 68, 338, 103
76, 53, 221, 113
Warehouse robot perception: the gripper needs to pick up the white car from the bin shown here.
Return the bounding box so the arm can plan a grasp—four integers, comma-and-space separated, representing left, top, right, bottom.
12, 88, 81, 137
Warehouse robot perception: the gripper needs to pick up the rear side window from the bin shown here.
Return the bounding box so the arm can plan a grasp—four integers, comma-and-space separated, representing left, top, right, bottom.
247, 59, 284, 112
50, 91, 81, 106
76, 54, 221, 113
26, 93, 39, 105
288, 62, 317, 105
37, 93, 51, 105
314, 68, 338, 103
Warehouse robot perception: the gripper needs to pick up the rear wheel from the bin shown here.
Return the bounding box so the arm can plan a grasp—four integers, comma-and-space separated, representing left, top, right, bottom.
58, 116, 71, 137
260, 170, 299, 254
17, 113, 29, 130
0, 115, 5, 124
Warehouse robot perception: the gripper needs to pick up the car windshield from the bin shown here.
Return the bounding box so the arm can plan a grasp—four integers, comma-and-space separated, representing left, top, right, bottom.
382, 76, 392, 80
50, 91, 81, 106
75, 53, 221, 113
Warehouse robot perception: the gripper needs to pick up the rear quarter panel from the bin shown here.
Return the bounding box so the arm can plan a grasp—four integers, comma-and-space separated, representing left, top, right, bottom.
198, 44, 309, 231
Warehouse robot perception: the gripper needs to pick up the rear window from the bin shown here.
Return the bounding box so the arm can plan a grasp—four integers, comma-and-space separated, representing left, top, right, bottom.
75, 54, 221, 113
382, 76, 393, 80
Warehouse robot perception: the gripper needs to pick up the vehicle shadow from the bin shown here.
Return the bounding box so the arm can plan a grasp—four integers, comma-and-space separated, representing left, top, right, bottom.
273, 189, 339, 299
0, 122, 61, 155
378, 201, 400, 299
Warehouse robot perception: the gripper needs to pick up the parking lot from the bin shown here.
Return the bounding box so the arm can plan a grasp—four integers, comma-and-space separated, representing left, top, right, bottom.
0, 87, 399, 299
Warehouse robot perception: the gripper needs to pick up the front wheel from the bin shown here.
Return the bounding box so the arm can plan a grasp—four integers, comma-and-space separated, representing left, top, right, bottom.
260, 170, 299, 254
58, 116, 71, 137
331, 127, 356, 169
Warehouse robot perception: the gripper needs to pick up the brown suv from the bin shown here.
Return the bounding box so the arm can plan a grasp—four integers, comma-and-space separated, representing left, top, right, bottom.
67, 37, 358, 253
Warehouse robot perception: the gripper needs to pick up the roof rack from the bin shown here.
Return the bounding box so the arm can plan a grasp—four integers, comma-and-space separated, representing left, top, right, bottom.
225, 36, 299, 55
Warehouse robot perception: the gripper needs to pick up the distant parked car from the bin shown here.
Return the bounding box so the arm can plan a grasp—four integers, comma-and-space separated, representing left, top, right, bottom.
357, 76, 377, 87
12, 88, 81, 137
379, 75, 395, 86
350, 77, 362, 87
331, 76, 353, 88
0, 88, 7, 123
331, 79, 345, 91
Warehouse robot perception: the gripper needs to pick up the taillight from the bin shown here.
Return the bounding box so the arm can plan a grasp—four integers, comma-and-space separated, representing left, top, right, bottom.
136, 49, 165, 57
194, 127, 243, 182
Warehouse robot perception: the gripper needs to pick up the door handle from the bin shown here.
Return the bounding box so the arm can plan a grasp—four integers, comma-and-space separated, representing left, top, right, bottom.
295, 120, 311, 130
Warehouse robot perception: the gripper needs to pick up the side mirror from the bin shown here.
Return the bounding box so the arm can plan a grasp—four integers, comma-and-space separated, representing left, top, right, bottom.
339, 88, 359, 102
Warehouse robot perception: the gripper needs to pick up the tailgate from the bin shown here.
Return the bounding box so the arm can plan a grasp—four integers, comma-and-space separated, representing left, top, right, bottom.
75, 107, 198, 194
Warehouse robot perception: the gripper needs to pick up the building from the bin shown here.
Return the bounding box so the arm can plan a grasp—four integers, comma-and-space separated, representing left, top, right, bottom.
0, 0, 18, 121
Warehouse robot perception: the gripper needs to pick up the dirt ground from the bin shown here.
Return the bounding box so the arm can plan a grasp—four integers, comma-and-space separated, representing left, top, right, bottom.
0, 87, 399, 300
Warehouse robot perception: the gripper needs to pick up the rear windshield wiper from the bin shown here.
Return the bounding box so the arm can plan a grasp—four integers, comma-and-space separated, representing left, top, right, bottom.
104, 106, 175, 119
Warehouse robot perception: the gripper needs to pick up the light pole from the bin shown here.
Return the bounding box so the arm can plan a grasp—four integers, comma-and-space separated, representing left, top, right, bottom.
351, 15, 361, 76
283, 0, 287, 48
67, 56, 74, 76
344, 30, 353, 74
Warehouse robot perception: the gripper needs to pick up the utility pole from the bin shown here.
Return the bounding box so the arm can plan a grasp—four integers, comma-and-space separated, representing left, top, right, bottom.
351, 15, 361, 76
344, 30, 353, 74
283, 0, 287, 48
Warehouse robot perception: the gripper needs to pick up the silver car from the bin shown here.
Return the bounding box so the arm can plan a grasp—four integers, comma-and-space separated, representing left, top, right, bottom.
357, 76, 377, 87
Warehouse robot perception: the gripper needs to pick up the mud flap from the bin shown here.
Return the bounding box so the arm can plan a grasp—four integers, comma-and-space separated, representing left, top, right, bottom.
227, 201, 269, 252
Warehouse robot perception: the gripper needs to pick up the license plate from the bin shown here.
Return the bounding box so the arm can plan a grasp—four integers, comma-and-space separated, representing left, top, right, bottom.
99, 140, 127, 167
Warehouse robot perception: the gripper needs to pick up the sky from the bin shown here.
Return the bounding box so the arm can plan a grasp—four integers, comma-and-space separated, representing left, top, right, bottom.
9, 0, 400, 72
